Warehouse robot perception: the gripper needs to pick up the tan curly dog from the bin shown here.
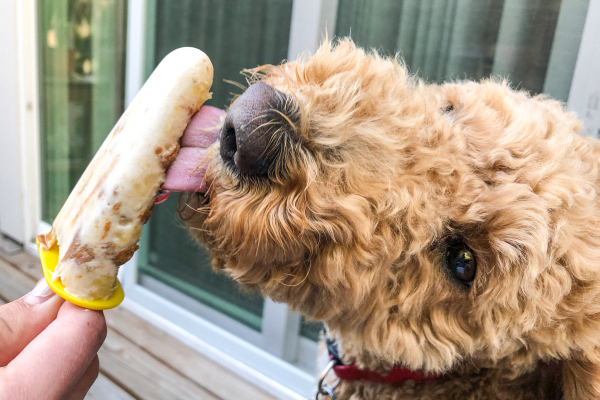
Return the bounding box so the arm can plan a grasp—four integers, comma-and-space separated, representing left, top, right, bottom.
180, 39, 600, 399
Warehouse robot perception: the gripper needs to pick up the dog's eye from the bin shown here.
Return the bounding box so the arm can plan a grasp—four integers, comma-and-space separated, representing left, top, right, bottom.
445, 241, 476, 285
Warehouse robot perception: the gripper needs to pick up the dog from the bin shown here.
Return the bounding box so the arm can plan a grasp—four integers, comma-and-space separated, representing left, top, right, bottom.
179, 39, 600, 399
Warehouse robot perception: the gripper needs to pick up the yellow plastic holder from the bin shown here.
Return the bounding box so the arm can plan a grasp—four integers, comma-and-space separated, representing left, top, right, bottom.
36, 238, 125, 310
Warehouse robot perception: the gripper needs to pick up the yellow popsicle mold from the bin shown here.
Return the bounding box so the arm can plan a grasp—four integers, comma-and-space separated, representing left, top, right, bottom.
36, 238, 124, 310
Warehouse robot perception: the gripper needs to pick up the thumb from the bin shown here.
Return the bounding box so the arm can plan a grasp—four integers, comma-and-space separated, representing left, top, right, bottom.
0, 279, 64, 366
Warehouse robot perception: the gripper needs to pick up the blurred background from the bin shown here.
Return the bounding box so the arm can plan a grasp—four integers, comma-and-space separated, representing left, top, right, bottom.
0, 1, 598, 399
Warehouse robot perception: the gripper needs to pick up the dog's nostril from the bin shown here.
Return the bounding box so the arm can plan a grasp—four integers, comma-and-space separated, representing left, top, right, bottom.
226, 128, 236, 144
226, 128, 237, 154
219, 82, 294, 176
220, 123, 237, 165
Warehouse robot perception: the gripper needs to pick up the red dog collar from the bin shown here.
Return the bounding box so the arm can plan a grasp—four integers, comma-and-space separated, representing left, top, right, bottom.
333, 362, 442, 383
325, 336, 443, 384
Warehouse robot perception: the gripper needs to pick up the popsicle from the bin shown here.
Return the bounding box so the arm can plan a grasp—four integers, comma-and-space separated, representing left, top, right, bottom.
37, 47, 214, 303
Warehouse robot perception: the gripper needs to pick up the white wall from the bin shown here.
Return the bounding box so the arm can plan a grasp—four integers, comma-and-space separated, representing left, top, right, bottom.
0, 0, 25, 243
568, 0, 600, 138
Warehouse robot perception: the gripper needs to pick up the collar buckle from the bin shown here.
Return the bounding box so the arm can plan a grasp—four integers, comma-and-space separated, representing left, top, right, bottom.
315, 358, 341, 400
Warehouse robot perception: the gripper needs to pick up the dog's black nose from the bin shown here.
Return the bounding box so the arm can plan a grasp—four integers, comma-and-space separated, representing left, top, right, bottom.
220, 82, 287, 175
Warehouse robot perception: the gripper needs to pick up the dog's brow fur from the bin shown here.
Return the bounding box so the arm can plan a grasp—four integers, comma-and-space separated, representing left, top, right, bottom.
182, 39, 600, 399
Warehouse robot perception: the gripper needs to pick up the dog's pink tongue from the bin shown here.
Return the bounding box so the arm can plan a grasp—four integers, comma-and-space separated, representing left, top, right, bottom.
162, 105, 225, 193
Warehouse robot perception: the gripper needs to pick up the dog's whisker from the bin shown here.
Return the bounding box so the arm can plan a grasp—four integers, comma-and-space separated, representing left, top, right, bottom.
184, 203, 204, 214
270, 108, 298, 134
188, 226, 210, 233
223, 79, 247, 91
247, 119, 280, 138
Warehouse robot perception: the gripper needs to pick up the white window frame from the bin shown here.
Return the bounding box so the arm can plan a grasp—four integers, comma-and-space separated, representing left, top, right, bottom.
0, 0, 41, 247
3, 0, 599, 399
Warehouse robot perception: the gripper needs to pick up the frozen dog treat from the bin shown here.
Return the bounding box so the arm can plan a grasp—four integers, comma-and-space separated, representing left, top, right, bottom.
37, 47, 213, 300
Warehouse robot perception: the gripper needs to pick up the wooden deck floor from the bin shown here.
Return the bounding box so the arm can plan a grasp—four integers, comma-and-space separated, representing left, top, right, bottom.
0, 242, 276, 400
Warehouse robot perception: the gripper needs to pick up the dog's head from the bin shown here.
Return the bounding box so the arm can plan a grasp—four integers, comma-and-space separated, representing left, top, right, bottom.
183, 39, 600, 397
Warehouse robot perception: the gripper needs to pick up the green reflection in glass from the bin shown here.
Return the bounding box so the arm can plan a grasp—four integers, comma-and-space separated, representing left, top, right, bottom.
335, 0, 589, 101
38, 0, 127, 222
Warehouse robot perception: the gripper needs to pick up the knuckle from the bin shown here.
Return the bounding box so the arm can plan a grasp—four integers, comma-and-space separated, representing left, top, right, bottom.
0, 302, 28, 343
0, 315, 15, 344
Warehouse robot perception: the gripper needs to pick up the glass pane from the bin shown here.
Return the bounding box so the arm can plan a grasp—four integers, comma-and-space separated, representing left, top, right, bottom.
335, 0, 589, 102
138, 0, 294, 331
139, 197, 264, 330
38, 0, 127, 223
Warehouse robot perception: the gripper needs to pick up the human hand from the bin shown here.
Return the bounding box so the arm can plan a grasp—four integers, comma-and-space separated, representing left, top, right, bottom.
0, 279, 107, 400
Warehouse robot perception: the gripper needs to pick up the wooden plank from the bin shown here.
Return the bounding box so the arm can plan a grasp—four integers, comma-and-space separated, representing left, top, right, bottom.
85, 373, 137, 400
0, 248, 43, 280
0, 257, 36, 302
106, 307, 277, 400
99, 328, 219, 400
0, 237, 44, 281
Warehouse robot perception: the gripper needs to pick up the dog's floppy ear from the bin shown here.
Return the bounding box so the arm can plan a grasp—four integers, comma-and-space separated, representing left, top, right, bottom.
563, 356, 600, 399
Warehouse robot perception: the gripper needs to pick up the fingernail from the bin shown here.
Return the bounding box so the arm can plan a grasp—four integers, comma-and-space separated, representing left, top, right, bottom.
24, 279, 55, 305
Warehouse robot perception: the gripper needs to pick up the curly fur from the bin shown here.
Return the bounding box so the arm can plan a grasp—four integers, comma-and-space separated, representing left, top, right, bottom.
181, 39, 600, 399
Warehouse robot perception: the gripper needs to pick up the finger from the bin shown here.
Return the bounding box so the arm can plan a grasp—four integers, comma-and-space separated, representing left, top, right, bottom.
0, 279, 64, 366
3, 301, 107, 400
62, 355, 100, 400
